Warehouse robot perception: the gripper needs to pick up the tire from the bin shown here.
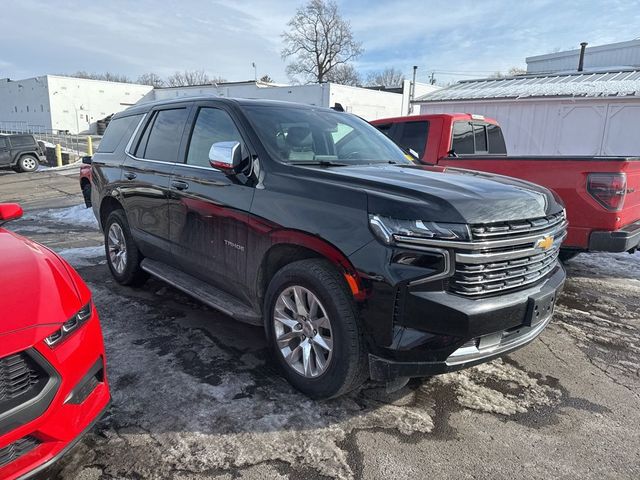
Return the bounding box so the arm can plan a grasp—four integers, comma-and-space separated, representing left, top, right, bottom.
81, 182, 92, 208
264, 259, 368, 399
17, 155, 39, 173
104, 209, 148, 286
559, 249, 580, 263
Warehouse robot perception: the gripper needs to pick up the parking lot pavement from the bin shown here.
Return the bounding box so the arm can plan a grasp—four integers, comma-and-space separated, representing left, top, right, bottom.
2, 172, 640, 479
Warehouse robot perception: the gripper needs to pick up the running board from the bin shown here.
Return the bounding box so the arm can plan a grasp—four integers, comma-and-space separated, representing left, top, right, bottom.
140, 258, 262, 326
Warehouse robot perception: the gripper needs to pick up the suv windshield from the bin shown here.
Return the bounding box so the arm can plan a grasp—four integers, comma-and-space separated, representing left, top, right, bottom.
243, 105, 411, 166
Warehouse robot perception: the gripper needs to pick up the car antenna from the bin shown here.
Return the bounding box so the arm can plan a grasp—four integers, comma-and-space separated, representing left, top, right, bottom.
331, 103, 345, 112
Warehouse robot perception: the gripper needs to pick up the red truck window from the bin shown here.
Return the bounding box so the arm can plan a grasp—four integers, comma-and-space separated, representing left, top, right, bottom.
452, 122, 474, 155
473, 124, 488, 152
487, 123, 507, 154
395, 121, 429, 157
452, 121, 506, 156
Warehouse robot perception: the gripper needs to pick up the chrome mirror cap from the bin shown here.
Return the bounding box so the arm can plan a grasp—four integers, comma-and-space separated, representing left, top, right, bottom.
209, 141, 241, 170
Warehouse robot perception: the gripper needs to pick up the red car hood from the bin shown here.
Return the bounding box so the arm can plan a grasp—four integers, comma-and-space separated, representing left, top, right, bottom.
0, 228, 82, 335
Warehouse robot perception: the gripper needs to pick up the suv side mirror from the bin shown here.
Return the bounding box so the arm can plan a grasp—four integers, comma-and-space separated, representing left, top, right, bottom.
82, 156, 92, 165
0, 203, 23, 223
209, 141, 242, 171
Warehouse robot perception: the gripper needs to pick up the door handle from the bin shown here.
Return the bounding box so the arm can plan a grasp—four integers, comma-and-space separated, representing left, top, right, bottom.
124, 172, 137, 180
171, 180, 189, 191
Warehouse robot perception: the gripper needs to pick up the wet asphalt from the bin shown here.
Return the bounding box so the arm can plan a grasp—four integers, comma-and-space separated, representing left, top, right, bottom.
1, 169, 639, 480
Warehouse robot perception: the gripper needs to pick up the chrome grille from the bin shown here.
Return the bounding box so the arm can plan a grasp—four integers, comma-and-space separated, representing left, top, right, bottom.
470, 211, 565, 241
451, 213, 567, 297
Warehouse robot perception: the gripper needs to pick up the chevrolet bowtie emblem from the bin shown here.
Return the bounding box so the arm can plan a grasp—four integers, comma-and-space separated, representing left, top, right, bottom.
536, 235, 554, 250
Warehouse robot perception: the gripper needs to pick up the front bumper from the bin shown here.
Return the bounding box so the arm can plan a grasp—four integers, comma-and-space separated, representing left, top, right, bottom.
588, 220, 640, 252
368, 266, 565, 381
0, 308, 111, 480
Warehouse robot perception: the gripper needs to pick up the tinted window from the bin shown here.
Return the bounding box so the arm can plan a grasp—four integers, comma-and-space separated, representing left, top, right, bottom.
451, 122, 474, 155
244, 106, 410, 165
97, 114, 143, 153
473, 124, 488, 152
375, 123, 393, 137
9, 135, 36, 147
138, 108, 189, 162
0, 137, 7, 148
186, 108, 244, 167
393, 121, 428, 157
487, 123, 507, 154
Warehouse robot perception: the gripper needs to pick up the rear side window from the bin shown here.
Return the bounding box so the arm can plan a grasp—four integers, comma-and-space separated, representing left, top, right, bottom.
98, 114, 143, 153
136, 108, 189, 162
8, 135, 36, 147
487, 123, 507, 154
393, 121, 429, 157
0, 137, 7, 148
452, 122, 474, 155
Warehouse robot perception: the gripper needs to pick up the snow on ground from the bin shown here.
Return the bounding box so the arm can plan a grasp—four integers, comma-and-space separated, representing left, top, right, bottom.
28, 204, 98, 228
55, 245, 105, 267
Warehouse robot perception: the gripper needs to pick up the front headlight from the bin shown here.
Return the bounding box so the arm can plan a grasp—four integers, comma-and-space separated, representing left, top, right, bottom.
369, 214, 470, 245
45, 301, 92, 347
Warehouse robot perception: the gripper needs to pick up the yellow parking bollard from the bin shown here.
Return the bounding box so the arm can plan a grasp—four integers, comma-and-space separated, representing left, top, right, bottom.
55, 144, 62, 167
87, 136, 93, 156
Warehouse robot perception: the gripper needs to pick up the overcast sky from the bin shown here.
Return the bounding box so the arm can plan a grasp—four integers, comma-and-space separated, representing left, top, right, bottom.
1, 0, 638, 85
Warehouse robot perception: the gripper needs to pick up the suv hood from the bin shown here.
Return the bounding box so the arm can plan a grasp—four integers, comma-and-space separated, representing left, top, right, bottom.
0, 229, 82, 335
315, 164, 562, 224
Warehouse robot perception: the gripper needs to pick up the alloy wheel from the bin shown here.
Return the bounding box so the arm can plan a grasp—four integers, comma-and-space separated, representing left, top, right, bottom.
273, 285, 333, 378
107, 223, 128, 274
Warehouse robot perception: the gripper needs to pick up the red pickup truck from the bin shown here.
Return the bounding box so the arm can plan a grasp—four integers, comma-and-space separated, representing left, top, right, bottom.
371, 113, 640, 259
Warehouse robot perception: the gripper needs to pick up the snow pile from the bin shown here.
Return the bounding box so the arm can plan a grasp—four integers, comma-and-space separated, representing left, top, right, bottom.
55, 245, 105, 268
427, 359, 561, 416
29, 204, 98, 228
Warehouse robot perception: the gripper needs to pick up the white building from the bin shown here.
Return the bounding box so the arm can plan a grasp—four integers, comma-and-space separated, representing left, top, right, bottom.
0, 75, 153, 134
415, 69, 640, 156
140, 80, 439, 121
415, 39, 640, 156
527, 38, 640, 74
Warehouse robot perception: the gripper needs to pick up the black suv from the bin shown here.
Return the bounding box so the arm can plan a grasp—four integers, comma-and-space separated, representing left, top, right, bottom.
91, 97, 566, 398
0, 134, 44, 172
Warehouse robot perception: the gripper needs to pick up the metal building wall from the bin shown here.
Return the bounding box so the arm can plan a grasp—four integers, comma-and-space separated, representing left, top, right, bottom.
419, 97, 640, 156
526, 39, 640, 74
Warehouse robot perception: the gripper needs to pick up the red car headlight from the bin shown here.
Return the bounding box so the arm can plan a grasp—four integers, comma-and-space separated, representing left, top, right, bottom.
45, 301, 92, 347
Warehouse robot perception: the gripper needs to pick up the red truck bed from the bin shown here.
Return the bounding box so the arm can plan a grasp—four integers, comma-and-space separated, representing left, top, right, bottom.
372, 114, 640, 254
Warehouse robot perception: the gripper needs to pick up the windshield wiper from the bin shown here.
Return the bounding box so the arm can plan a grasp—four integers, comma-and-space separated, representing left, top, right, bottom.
289, 160, 349, 167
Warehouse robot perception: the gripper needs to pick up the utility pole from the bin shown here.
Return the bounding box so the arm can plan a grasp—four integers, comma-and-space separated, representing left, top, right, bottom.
409, 65, 418, 115
252, 62, 257, 82
429, 71, 436, 85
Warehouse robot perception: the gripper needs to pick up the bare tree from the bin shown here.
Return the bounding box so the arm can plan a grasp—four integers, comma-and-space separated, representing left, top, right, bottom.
65, 71, 132, 83
508, 66, 527, 76
325, 64, 361, 86
259, 74, 274, 83
490, 66, 527, 79
165, 70, 226, 87
281, 0, 363, 84
137, 72, 165, 87
366, 67, 405, 87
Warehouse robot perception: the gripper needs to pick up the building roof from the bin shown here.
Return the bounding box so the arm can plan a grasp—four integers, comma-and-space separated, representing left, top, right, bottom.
415, 69, 640, 103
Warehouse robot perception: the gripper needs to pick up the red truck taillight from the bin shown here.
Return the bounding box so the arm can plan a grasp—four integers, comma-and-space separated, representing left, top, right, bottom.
587, 173, 627, 211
